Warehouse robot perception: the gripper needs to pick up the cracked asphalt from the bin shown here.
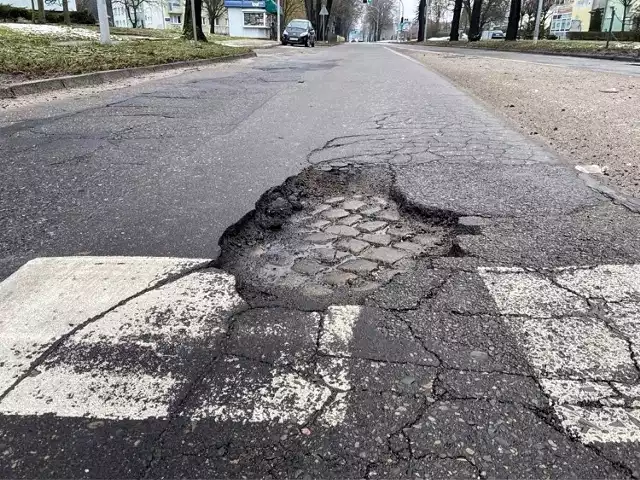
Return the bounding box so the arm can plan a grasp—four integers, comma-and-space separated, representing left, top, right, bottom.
2, 44, 640, 479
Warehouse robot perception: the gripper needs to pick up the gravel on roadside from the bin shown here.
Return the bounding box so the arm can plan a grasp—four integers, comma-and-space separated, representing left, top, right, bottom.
402, 49, 640, 199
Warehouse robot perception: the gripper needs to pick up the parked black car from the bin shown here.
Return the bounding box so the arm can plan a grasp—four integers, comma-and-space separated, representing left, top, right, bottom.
282, 19, 316, 47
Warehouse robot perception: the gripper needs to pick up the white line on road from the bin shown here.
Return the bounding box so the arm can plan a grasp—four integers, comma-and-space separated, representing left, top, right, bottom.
0, 367, 179, 420
480, 264, 640, 444
0, 259, 361, 426
0, 256, 210, 394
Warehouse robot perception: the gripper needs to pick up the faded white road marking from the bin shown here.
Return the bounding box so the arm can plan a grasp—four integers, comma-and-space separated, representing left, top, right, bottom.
0, 258, 359, 426
555, 265, 640, 302
0, 367, 178, 419
316, 305, 362, 426
76, 270, 244, 347
319, 305, 361, 356
0, 256, 210, 393
479, 269, 588, 318
506, 316, 635, 381
480, 264, 640, 444
190, 357, 331, 425
556, 406, 640, 444
540, 379, 617, 405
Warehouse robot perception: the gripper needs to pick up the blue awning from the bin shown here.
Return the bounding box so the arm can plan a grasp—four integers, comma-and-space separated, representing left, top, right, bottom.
224, 0, 266, 8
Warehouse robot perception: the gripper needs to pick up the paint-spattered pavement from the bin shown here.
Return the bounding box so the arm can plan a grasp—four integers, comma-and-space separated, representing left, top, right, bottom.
1, 45, 640, 479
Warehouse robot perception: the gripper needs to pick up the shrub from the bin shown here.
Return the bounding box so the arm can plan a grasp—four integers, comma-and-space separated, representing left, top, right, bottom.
0, 4, 94, 24
567, 30, 640, 41
0, 3, 32, 21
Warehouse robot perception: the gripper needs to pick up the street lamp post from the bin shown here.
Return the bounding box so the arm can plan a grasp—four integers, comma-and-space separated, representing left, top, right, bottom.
533, 0, 543, 43
277, 0, 281, 43
96, 0, 111, 44
397, 0, 404, 41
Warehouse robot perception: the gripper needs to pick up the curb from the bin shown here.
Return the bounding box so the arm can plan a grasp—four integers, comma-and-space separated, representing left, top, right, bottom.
578, 172, 640, 214
0, 51, 257, 100
416, 43, 640, 63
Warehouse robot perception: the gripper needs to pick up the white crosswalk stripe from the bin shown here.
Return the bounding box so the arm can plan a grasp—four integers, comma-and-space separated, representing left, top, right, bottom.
0, 257, 358, 427
480, 264, 640, 445
0, 256, 210, 392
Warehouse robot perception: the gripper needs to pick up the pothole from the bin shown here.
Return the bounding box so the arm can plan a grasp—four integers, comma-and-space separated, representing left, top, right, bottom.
217, 165, 463, 309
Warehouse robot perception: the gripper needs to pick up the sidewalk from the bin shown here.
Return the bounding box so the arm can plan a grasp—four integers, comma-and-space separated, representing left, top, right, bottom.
1, 44, 640, 478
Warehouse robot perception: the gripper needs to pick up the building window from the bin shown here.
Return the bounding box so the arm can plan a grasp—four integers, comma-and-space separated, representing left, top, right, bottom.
170, 14, 181, 23
243, 11, 265, 27
551, 13, 571, 32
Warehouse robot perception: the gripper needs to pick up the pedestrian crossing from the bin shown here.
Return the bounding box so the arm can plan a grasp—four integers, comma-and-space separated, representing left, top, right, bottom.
0, 258, 359, 427
1, 257, 640, 448
480, 264, 640, 445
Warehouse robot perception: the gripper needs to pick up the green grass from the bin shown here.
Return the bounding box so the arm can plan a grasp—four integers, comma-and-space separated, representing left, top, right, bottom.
81, 25, 181, 39
422, 39, 640, 56
0, 26, 251, 79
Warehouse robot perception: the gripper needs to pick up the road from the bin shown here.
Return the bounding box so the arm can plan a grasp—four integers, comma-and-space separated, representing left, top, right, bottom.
389, 42, 640, 76
1, 44, 640, 478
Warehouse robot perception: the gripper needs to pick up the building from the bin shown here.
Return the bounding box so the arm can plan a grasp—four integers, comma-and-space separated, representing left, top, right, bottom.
549, 0, 575, 37
224, 0, 280, 38
109, 0, 230, 33
548, 0, 634, 35
111, 1, 165, 28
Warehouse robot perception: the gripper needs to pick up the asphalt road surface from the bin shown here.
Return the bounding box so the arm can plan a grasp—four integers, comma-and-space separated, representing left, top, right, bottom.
1, 44, 640, 479
389, 42, 640, 76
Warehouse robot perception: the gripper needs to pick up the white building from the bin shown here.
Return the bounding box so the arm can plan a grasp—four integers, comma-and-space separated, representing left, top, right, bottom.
111, 1, 165, 28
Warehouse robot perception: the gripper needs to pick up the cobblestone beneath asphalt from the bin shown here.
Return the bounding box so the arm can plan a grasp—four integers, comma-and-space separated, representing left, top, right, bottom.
220, 183, 453, 300
259, 193, 450, 293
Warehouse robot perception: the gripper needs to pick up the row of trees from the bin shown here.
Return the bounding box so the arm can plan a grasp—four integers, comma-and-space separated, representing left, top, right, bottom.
446, 0, 639, 41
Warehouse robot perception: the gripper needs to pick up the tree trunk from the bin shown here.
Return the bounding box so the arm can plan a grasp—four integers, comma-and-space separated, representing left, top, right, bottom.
468, 0, 482, 40
37, 0, 45, 22
505, 0, 520, 40
449, 0, 463, 40
210, 21, 215, 33
183, 0, 208, 41
417, 0, 426, 41
62, 0, 71, 24
621, 5, 627, 32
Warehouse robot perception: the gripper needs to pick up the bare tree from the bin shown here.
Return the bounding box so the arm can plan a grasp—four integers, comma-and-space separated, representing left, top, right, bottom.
363, 0, 396, 40
417, 0, 426, 40
428, 0, 448, 36
449, 0, 463, 39
468, 0, 483, 40
505, 0, 520, 39
45, 0, 70, 24
520, 0, 552, 36
112, 0, 156, 27
330, 0, 362, 39
306, 0, 336, 38
284, 0, 305, 25
183, 0, 207, 40
203, 0, 225, 33
36, 0, 46, 22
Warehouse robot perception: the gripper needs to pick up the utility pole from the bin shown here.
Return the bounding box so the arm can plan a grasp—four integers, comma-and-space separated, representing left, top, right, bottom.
605, 6, 615, 48
276, 0, 280, 43
533, 0, 543, 43
97, 0, 111, 44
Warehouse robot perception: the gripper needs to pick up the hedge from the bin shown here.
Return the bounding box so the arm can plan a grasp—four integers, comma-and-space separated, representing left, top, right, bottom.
0, 4, 95, 23
567, 30, 640, 41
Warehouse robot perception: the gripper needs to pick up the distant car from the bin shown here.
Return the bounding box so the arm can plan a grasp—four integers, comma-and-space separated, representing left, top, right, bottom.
282, 19, 316, 47
491, 30, 505, 39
